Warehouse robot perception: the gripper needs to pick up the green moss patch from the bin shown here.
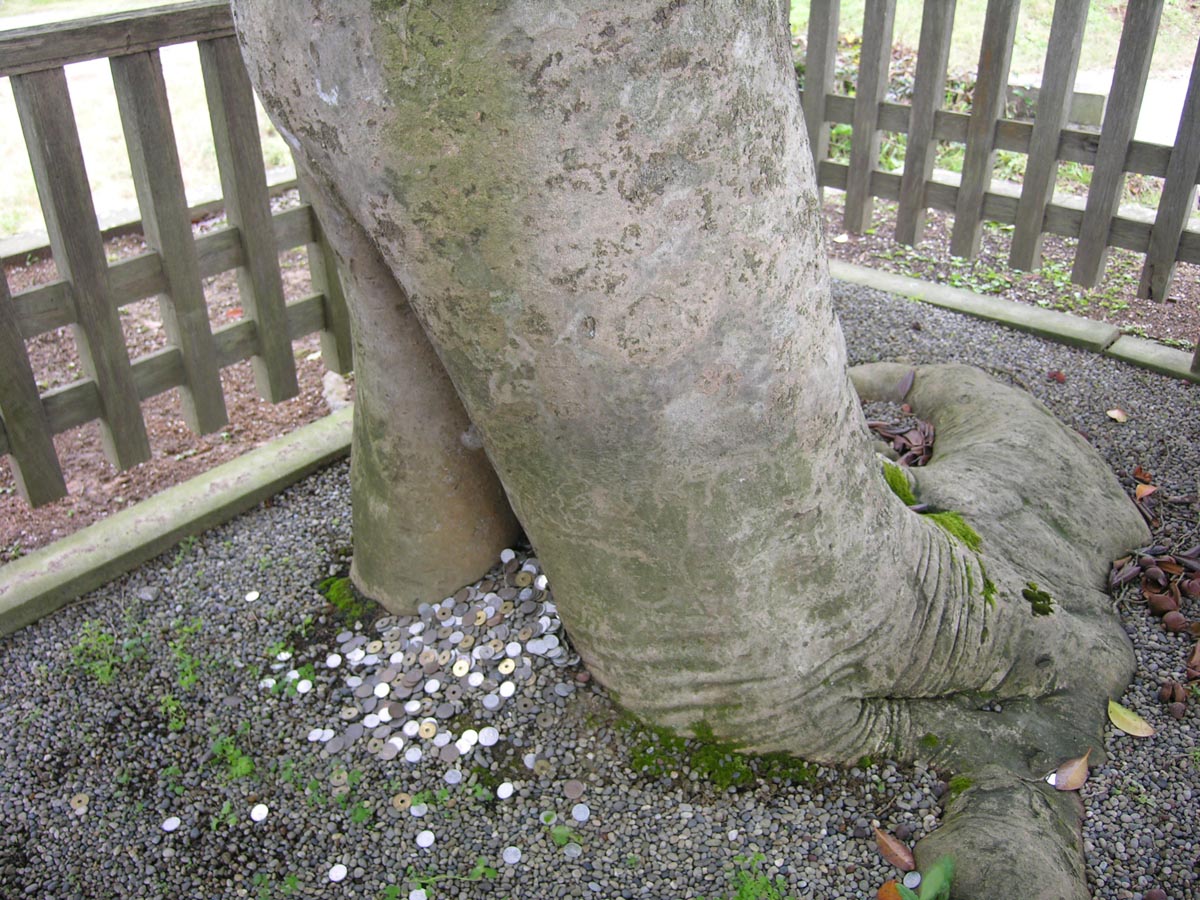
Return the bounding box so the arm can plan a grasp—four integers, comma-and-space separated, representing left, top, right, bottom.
924, 511, 983, 553
882, 461, 918, 506
1022, 582, 1055, 616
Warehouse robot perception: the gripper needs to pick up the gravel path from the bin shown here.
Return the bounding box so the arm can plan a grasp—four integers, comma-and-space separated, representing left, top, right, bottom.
1, 281, 1196, 900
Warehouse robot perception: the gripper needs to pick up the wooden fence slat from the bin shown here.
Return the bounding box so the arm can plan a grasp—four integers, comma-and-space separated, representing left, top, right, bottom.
1137, 36, 1200, 305
949, 0, 1020, 258
1071, 0, 1164, 287
1009, 0, 1089, 270
895, 0, 956, 245
0, 0, 232, 78
844, 0, 897, 232
11, 66, 151, 469
111, 49, 229, 434
802, 0, 841, 172
198, 35, 298, 403
0, 273, 67, 506
296, 170, 354, 375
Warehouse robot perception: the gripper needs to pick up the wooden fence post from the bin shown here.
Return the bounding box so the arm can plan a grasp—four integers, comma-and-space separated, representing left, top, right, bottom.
949, 0, 1020, 259
1071, 0, 1164, 287
895, 0, 956, 246
1009, 0, 1089, 270
11, 66, 151, 469
844, 0, 897, 233
1137, 36, 1200, 307
198, 35, 298, 403
802, 0, 842, 174
0, 272, 67, 506
111, 48, 229, 435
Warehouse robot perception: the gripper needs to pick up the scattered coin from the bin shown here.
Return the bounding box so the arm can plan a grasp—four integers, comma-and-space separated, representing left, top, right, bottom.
161, 816, 181, 832
564, 780, 585, 800
251, 803, 269, 823
572, 803, 590, 822
416, 829, 435, 848
503, 846, 522, 865
328, 864, 347, 883
244, 590, 260, 603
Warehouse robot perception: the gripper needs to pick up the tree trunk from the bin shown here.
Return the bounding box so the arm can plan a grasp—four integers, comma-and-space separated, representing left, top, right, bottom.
233, 3, 1149, 896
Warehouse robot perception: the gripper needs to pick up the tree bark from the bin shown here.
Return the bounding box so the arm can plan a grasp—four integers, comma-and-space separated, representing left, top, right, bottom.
233, 4, 1148, 895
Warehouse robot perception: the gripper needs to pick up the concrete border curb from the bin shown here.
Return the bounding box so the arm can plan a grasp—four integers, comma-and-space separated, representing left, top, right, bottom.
0, 406, 353, 635
830, 260, 1198, 384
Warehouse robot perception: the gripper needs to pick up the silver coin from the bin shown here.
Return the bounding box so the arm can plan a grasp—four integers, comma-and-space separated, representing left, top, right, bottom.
326, 653, 342, 668
571, 803, 590, 822
251, 803, 269, 823
502, 846, 522, 865
903, 872, 923, 890
328, 864, 347, 883
443, 768, 462, 784
496, 782, 514, 799
405, 747, 423, 763
416, 829, 435, 848
563, 843, 582, 859
161, 816, 181, 832
478, 726, 500, 747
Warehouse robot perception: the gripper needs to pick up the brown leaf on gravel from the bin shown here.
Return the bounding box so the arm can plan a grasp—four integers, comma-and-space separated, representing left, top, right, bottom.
1047, 369, 1066, 383
877, 881, 904, 900
1133, 465, 1154, 483
1135, 484, 1158, 501
873, 826, 915, 871
1053, 749, 1091, 791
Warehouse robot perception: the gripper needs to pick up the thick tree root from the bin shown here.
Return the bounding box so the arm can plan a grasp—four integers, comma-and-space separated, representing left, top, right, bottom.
851, 363, 1148, 900
915, 765, 1089, 900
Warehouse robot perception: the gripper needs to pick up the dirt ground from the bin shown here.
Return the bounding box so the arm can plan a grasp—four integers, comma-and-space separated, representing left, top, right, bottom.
1, 194, 1196, 563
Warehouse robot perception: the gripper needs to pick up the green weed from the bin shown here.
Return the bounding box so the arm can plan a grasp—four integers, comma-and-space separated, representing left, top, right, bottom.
702, 853, 793, 900
158, 694, 186, 732
210, 728, 255, 780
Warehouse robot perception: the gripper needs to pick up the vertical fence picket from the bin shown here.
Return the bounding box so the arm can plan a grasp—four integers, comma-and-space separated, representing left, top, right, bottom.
11, 66, 151, 469
844, 0, 897, 232
110, 49, 228, 434
949, 0, 1020, 258
1009, 0, 1088, 270
296, 169, 354, 375
198, 35, 298, 402
1071, 0, 1164, 287
0, 272, 67, 506
895, 0, 956, 246
1137, 37, 1200, 306
802, 0, 841, 174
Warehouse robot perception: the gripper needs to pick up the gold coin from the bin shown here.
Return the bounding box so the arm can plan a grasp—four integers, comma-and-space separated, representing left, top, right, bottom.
498, 658, 516, 675
459, 635, 475, 650
518, 627, 533, 642
366, 641, 383, 654
489, 639, 505, 655
330, 770, 348, 786
474, 610, 487, 626
437, 650, 452, 666
452, 659, 471, 677
418, 649, 438, 666
501, 601, 515, 615
418, 721, 437, 739
69, 793, 89, 811
366, 738, 384, 754
392, 792, 412, 811
514, 572, 533, 588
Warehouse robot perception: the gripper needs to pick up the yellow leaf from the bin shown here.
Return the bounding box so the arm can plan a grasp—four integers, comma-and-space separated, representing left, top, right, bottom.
1108, 700, 1154, 737
1106, 408, 1128, 423
1135, 484, 1158, 501
1052, 749, 1091, 791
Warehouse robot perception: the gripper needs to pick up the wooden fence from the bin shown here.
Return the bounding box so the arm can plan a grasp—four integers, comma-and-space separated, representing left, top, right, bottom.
2, 1, 1198, 513
0, 0, 352, 509
799, 0, 1200, 372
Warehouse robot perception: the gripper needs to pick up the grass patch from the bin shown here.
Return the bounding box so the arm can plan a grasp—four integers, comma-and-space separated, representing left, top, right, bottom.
318, 575, 368, 622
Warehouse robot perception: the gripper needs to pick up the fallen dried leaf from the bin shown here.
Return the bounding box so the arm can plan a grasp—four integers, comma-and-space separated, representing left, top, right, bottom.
877, 880, 904, 900
1106, 408, 1128, 423
832, 233, 850, 244
895, 369, 916, 399
1047, 370, 1066, 383
1108, 699, 1154, 737
1135, 484, 1158, 501
873, 826, 915, 871
1133, 465, 1154, 483
1053, 749, 1091, 791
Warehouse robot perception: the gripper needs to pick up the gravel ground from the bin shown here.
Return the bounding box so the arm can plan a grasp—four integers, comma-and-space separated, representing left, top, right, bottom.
0, 280, 1196, 900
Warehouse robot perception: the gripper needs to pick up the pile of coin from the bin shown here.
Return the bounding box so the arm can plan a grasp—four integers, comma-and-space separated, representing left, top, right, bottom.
275, 552, 583, 772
